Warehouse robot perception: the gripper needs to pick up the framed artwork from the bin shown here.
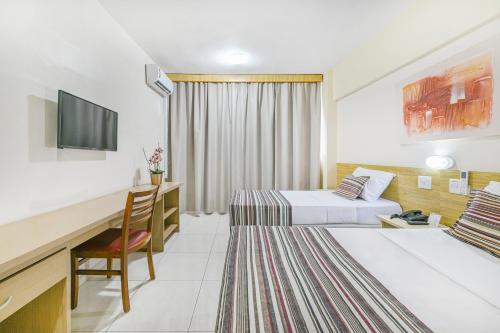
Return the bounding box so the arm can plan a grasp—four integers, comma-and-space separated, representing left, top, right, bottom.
400, 36, 500, 143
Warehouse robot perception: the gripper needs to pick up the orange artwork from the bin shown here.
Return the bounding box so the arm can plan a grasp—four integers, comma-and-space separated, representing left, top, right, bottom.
403, 54, 493, 137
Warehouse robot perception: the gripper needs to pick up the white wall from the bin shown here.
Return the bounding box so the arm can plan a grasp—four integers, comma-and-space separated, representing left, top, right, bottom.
337, 18, 500, 172
0, 0, 164, 224
333, 0, 500, 99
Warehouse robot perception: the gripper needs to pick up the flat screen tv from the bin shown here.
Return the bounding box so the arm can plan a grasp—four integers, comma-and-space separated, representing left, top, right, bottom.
57, 90, 118, 151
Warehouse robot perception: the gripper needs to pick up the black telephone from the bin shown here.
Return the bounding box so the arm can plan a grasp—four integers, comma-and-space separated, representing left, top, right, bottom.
391, 210, 429, 225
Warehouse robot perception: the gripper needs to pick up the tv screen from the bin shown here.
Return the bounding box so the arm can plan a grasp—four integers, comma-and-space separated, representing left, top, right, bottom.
57, 90, 118, 151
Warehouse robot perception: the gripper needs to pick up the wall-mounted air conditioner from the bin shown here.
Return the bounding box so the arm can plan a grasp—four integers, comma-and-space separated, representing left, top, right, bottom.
145, 64, 174, 96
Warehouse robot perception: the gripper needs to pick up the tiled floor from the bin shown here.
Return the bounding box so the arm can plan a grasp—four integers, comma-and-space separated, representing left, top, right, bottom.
72, 213, 230, 333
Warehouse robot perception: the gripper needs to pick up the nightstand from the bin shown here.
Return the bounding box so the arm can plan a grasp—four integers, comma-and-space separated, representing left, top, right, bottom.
377, 215, 447, 229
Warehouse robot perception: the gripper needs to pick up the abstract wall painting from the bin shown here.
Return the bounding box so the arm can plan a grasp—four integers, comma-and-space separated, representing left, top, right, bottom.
400, 38, 500, 143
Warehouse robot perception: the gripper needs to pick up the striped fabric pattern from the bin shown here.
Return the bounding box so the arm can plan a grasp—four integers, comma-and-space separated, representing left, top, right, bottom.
446, 189, 500, 257
334, 174, 370, 200
229, 190, 292, 226
216, 226, 432, 333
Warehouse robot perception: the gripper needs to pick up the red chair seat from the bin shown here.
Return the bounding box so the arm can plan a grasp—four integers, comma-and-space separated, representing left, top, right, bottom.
74, 228, 151, 257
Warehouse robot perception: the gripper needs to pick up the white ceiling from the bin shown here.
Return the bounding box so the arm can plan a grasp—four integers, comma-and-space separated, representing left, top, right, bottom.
99, 0, 414, 74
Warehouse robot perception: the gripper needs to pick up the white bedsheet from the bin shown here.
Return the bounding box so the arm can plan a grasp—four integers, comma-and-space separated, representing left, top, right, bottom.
329, 228, 500, 333
280, 190, 401, 225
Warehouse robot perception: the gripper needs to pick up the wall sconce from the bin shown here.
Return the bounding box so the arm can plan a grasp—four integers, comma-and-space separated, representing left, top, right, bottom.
425, 155, 455, 170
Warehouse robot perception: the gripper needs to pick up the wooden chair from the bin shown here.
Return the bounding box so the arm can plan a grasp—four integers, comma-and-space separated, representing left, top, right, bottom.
70, 186, 160, 312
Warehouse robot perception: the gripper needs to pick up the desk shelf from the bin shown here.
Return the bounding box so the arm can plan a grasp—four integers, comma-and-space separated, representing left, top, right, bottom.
164, 207, 178, 220
151, 185, 180, 251
163, 224, 178, 241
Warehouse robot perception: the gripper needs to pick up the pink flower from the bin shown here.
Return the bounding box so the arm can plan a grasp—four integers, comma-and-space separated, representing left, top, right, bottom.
144, 145, 164, 172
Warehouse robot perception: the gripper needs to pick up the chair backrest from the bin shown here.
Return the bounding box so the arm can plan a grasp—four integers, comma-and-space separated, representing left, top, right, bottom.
120, 186, 160, 251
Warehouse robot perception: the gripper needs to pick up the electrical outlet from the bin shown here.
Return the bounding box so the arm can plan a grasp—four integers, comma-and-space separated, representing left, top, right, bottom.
449, 179, 461, 194
418, 175, 432, 190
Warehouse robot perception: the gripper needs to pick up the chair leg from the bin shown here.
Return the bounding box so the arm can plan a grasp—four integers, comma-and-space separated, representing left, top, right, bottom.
120, 255, 130, 312
146, 240, 155, 280
106, 258, 112, 279
70, 251, 79, 310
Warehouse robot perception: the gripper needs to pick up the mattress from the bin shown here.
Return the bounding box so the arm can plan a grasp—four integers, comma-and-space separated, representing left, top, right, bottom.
280, 190, 402, 225
217, 227, 500, 332
330, 228, 500, 333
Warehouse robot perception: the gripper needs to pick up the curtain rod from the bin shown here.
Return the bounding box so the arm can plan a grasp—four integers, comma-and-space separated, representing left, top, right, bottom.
167, 74, 323, 83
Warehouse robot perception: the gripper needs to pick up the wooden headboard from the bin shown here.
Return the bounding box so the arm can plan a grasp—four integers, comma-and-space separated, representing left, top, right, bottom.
337, 163, 500, 226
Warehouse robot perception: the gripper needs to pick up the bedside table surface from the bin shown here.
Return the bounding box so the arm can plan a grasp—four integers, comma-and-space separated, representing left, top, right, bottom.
377, 215, 447, 229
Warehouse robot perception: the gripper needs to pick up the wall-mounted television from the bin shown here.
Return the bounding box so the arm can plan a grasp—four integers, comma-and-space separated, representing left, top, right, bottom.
57, 90, 118, 151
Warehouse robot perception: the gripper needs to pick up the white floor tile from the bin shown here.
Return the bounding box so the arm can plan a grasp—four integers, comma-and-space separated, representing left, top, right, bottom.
107, 281, 202, 332
216, 215, 230, 234
181, 212, 202, 221
211, 234, 230, 253
169, 234, 215, 253
164, 231, 180, 251
88, 251, 165, 282
71, 280, 142, 332
180, 213, 215, 228
74, 213, 229, 333
204, 253, 227, 281
189, 281, 222, 332
181, 214, 220, 234
181, 221, 219, 235
156, 253, 209, 280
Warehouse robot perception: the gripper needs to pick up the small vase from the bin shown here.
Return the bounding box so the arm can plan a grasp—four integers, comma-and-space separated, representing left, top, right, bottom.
150, 172, 164, 185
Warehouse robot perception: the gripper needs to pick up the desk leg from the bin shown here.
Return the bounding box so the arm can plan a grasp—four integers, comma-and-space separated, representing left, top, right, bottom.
65, 248, 72, 332
152, 195, 165, 252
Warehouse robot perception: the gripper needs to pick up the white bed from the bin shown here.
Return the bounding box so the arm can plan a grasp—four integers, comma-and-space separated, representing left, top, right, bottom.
281, 190, 402, 226
331, 228, 500, 333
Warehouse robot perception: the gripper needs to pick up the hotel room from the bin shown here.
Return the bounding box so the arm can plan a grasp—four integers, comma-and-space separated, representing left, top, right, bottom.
1, 0, 499, 332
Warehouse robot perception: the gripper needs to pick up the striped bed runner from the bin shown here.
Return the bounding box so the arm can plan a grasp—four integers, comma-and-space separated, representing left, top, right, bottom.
229, 190, 292, 226
216, 226, 432, 333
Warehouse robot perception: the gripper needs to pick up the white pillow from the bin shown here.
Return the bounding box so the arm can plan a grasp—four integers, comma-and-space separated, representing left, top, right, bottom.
352, 167, 395, 201
484, 181, 500, 196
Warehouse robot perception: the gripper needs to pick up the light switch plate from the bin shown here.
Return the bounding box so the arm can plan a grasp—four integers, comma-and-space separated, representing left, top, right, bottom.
449, 178, 461, 194
418, 175, 432, 190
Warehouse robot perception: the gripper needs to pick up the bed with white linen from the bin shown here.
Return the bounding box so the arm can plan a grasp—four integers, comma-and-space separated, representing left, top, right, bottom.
281, 190, 402, 226
229, 167, 400, 227
331, 228, 500, 332
216, 227, 500, 333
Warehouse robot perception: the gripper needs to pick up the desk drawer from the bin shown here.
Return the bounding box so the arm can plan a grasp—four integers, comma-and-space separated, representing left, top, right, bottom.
0, 249, 67, 322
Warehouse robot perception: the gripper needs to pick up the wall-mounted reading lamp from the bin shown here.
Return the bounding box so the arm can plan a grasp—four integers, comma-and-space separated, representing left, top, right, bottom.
425, 155, 455, 170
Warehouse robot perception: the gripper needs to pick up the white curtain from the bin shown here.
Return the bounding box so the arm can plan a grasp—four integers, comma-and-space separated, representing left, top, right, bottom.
169, 82, 321, 212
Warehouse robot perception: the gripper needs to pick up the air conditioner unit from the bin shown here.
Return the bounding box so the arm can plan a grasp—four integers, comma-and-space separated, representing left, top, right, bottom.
145, 64, 174, 96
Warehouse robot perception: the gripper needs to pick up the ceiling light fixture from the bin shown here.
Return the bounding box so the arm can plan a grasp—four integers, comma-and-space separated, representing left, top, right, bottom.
222, 51, 249, 65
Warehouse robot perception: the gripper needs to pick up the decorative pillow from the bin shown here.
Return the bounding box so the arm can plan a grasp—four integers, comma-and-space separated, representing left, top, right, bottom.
484, 181, 500, 196
352, 167, 395, 202
334, 175, 370, 200
446, 189, 500, 257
